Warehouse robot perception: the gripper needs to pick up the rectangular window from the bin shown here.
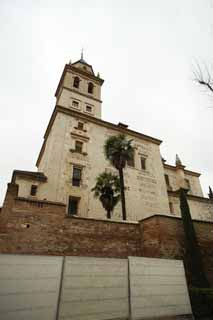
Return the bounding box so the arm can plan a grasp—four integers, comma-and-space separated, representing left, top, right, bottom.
164, 174, 170, 186
185, 179, 191, 190
77, 122, 84, 130
72, 167, 82, 186
72, 100, 79, 108
169, 202, 174, 214
75, 141, 83, 153
30, 185, 37, 196
86, 105, 92, 113
68, 196, 79, 215
141, 157, 146, 170
127, 153, 135, 167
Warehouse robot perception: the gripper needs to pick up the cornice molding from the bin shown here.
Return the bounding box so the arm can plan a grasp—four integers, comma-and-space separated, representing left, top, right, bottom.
163, 163, 201, 177
63, 86, 102, 103
36, 106, 162, 167
168, 190, 210, 203
70, 132, 90, 141
12, 170, 47, 183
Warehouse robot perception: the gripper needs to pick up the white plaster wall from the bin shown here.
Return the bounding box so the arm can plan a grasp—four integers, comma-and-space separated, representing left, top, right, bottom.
15, 177, 48, 200
184, 173, 203, 197
87, 123, 170, 220
168, 195, 213, 222
164, 167, 179, 191
0, 254, 63, 320
37, 112, 170, 220
58, 88, 102, 118
58, 257, 129, 320
17, 109, 212, 222
128, 256, 192, 319
15, 177, 37, 198
164, 167, 203, 197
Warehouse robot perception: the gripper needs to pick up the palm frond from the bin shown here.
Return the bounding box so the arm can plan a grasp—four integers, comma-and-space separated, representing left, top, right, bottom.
104, 134, 134, 169
91, 172, 121, 216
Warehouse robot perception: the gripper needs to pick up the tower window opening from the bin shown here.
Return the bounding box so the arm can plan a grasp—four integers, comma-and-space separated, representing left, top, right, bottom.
77, 122, 84, 130
164, 174, 170, 186
88, 82, 94, 94
75, 140, 83, 153
72, 167, 82, 187
127, 152, 135, 167
141, 157, 146, 170
68, 196, 80, 215
30, 185, 37, 196
86, 105, 92, 113
72, 100, 79, 109
73, 77, 80, 88
169, 202, 174, 214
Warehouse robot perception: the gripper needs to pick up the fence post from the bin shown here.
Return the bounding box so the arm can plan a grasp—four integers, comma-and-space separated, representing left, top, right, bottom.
128, 257, 132, 320
55, 256, 65, 320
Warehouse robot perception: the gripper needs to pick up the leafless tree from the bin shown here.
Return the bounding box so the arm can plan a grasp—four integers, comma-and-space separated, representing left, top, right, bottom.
193, 62, 213, 94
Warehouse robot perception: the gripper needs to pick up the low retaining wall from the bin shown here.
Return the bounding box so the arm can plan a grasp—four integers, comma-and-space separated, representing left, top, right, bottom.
0, 183, 213, 286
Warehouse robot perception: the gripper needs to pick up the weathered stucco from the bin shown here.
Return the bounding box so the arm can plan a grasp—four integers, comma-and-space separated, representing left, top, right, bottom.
168, 193, 213, 222
164, 167, 203, 197
33, 111, 169, 220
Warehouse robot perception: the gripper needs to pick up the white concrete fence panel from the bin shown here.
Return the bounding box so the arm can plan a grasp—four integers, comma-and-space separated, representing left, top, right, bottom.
58, 256, 129, 320
0, 254, 193, 320
128, 257, 192, 319
0, 254, 63, 320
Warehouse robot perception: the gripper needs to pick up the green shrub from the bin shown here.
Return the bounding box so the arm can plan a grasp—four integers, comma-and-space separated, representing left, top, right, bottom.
189, 287, 213, 318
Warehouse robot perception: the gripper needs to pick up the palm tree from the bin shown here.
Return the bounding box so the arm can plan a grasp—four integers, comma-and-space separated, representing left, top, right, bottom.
92, 172, 120, 219
104, 134, 134, 220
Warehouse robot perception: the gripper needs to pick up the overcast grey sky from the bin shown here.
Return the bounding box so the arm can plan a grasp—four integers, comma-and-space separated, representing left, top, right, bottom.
0, 0, 213, 205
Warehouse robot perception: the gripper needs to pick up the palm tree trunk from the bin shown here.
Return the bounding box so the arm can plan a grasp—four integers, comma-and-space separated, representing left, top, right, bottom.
119, 168, 127, 220
107, 209, 111, 219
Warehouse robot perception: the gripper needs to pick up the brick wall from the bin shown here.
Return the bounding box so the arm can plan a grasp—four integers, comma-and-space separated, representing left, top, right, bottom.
140, 215, 213, 285
0, 183, 213, 285
0, 184, 141, 258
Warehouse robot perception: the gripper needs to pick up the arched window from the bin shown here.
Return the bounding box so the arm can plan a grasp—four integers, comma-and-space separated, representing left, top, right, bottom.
88, 82, 94, 94
73, 77, 80, 89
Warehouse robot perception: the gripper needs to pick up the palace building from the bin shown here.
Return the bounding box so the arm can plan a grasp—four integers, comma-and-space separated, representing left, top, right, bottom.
3, 55, 213, 223
1, 56, 213, 320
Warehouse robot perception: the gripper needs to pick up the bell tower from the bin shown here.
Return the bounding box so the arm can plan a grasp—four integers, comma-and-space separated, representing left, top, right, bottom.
55, 54, 104, 119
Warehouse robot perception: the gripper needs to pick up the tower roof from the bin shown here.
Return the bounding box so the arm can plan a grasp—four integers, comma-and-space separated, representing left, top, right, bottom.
71, 51, 95, 75
71, 59, 95, 75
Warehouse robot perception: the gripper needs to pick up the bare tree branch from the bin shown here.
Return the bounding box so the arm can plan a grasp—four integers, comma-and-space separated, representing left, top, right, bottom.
193, 62, 213, 94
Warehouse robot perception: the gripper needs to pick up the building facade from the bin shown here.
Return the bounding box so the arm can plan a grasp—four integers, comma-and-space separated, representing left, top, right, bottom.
4, 56, 213, 222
